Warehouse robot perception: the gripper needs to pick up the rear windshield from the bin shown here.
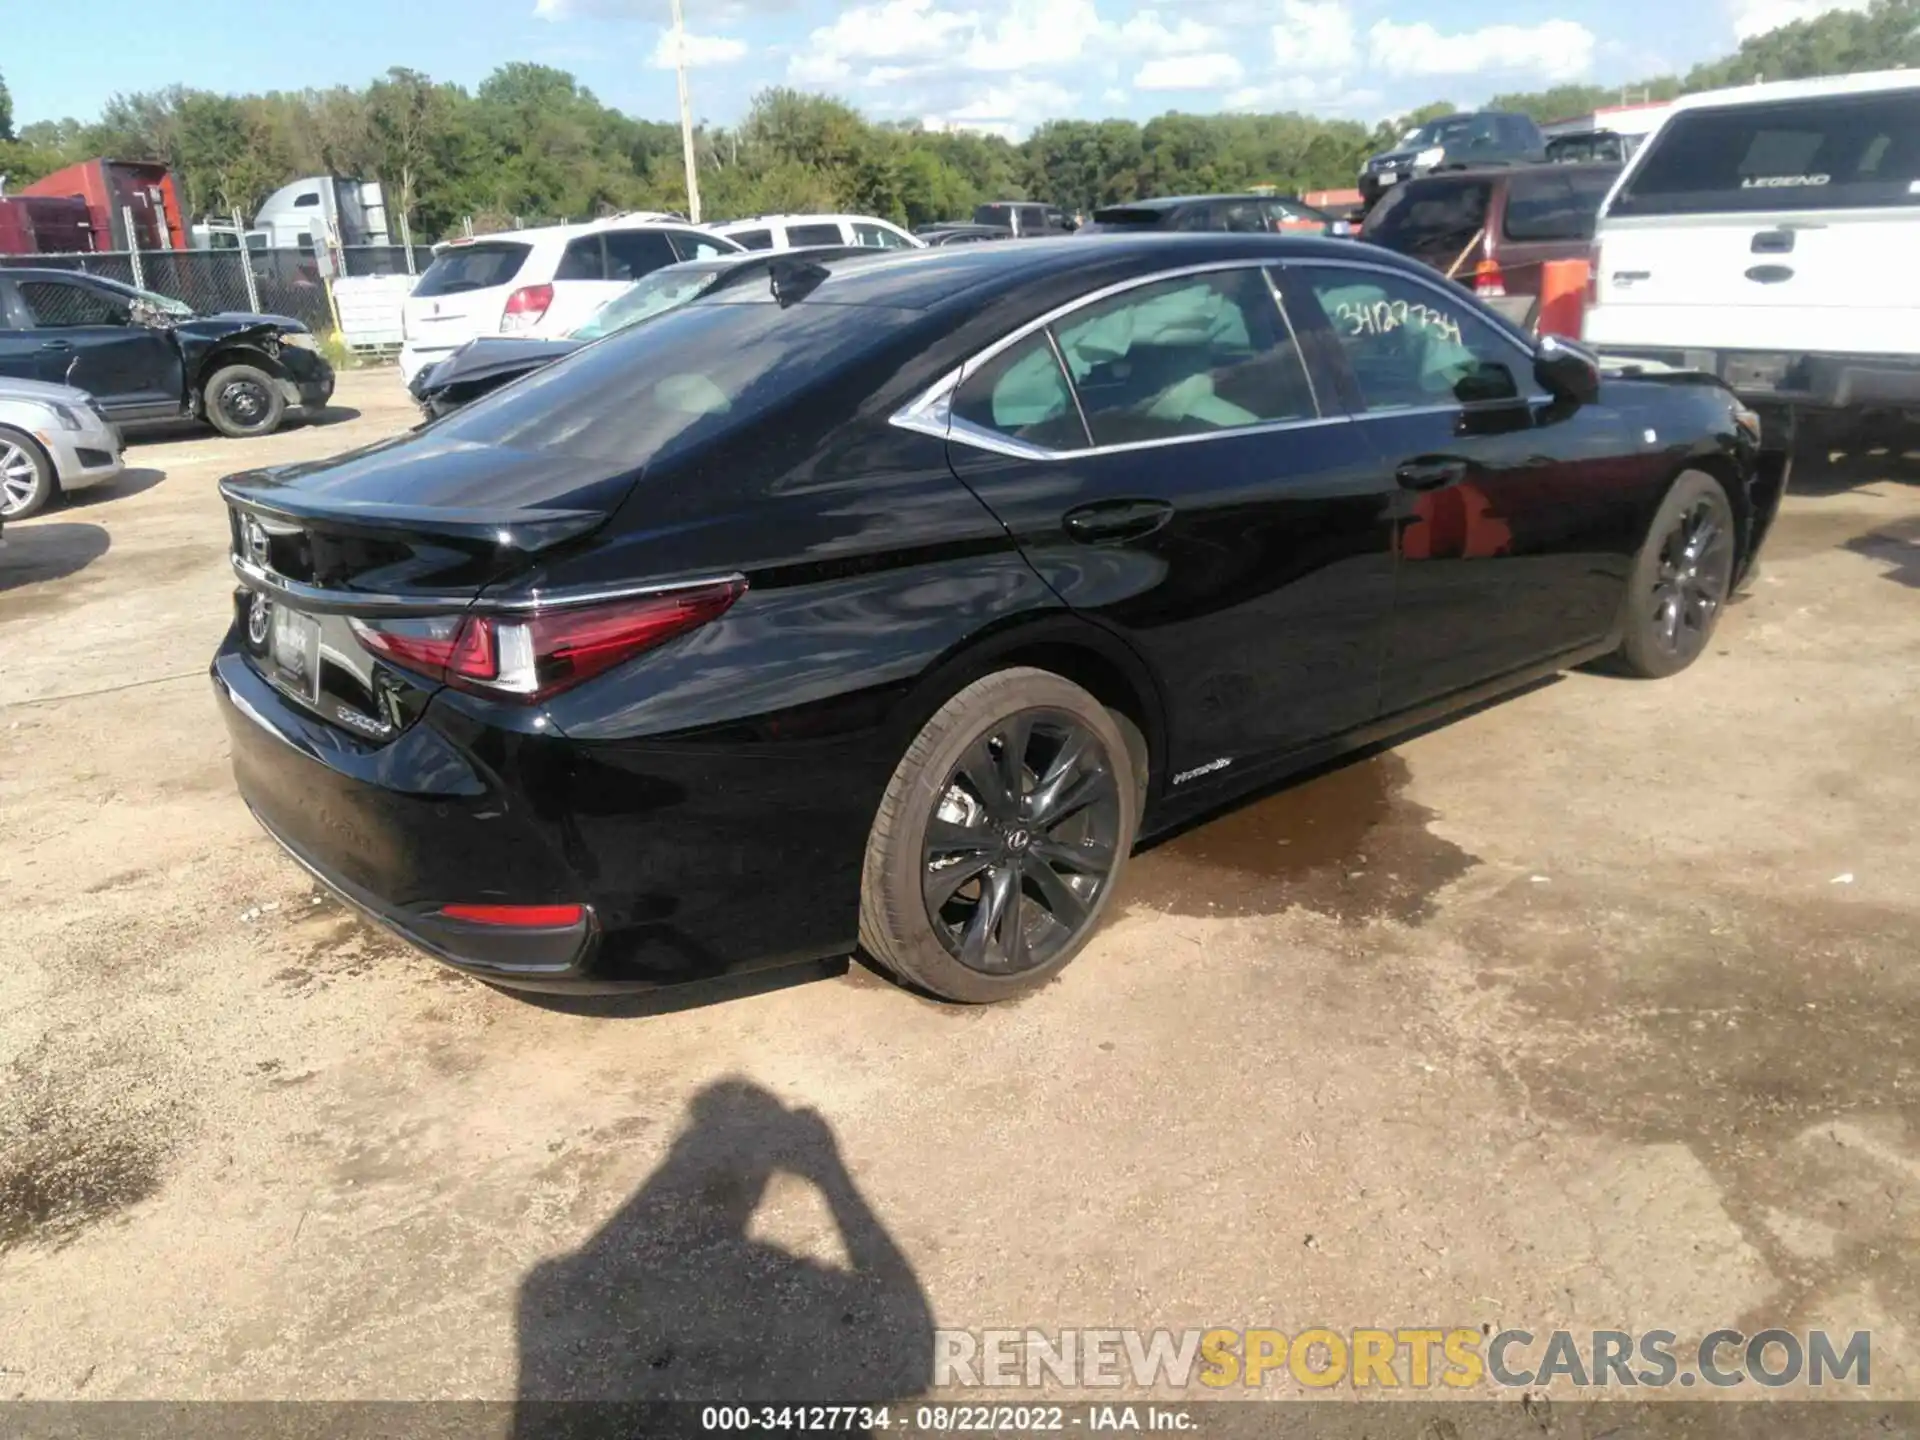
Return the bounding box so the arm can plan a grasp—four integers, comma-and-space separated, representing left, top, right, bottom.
1364, 178, 1493, 256
414, 242, 532, 297
1502, 168, 1621, 241
429, 297, 917, 466
973, 204, 1015, 227
1613, 90, 1920, 216
1084, 207, 1166, 231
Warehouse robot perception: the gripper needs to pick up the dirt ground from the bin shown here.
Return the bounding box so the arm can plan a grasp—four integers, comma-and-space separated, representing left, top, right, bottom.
1, 368, 1917, 1407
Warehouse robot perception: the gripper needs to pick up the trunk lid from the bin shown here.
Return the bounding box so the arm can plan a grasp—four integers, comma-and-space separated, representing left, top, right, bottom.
222, 431, 635, 739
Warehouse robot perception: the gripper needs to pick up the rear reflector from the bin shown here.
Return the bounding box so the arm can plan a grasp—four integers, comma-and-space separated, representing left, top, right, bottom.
349, 579, 745, 703
439, 903, 585, 927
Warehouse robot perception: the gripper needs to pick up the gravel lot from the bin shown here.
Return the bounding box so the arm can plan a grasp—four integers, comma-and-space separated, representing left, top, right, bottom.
2, 369, 1917, 1405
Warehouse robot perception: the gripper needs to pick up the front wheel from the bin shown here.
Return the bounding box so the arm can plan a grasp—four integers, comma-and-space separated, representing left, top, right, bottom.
204, 363, 287, 438
0, 426, 57, 520
1612, 470, 1737, 679
859, 668, 1139, 1004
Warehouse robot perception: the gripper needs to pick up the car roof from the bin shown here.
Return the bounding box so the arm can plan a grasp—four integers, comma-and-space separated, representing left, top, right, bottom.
1668, 67, 1920, 112
710, 213, 897, 228
1103, 194, 1304, 212
737, 232, 1413, 313
436, 215, 708, 250
0, 266, 138, 291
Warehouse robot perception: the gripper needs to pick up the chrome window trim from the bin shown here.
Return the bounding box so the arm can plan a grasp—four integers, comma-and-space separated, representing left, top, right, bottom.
890, 257, 1342, 463
230, 556, 748, 618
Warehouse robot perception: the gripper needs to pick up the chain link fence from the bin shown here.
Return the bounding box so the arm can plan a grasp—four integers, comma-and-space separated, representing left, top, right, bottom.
0, 245, 437, 339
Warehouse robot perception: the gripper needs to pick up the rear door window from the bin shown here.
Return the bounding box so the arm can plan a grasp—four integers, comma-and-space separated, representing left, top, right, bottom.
729, 229, 773, 251
413, 242, 532, 297
602, 229, 679, 280
1049, 268, 1319, 446
852, 221, 911, 249
1501, 168, 1620, 241
1613, 90, 1920, 215
787, 223, 846, 247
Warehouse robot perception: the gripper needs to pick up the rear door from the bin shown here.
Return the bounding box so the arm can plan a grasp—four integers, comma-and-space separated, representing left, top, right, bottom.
13, 275, 182, 415
559, 230, 680, 333
403, 240, 534, 357
1590, 87, 1920, 355
941, 264, 1400, 778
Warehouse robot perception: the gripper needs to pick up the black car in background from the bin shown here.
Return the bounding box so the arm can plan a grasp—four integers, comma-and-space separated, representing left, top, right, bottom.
409, 247, 875, 419
1360, 111, 1548, 209
214, 236, 1772, 1005
972, 202, 1075, 236
0, 267, 333, 437
1079, 194, 1339, 235
914, 223, 1014, 246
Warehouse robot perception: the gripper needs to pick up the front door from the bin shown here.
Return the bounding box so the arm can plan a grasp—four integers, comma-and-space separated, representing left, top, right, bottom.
941, 264, 1400, 783
13, 276, 183, 416
1280, 260, 1656, 714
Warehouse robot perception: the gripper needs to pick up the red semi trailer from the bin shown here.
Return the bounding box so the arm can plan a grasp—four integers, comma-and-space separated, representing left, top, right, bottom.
0, 194, 98, 254
19, 160, 186, 251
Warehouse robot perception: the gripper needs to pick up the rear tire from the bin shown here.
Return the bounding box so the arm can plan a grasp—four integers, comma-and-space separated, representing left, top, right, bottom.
1612, 470, 1737, 679
859, 668, 1138, 1004
205, 364, 287, 438
0, 426, 57, 520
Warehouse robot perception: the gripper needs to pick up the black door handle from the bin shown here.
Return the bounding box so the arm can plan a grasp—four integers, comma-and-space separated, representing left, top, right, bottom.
1395, 457, 1469, 492
38, 340, 74, 351
1063, 498, 1174, 544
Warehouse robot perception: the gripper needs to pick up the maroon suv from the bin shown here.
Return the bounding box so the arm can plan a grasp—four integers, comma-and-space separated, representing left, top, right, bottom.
1361, 164, 1620, 307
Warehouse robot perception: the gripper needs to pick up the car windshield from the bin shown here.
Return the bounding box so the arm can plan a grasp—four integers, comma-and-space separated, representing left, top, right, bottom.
1400, 116, 1478, 148
569, 267, 726, 340
104, 281, 195, 318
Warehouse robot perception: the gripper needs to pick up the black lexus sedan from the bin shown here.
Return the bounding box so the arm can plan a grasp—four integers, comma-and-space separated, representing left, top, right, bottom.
212, 235, 1779, 1003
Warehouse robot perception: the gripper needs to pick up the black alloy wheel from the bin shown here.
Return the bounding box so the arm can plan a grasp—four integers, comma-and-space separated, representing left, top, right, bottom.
860, 668, 1139, 1003
922, 708, 1123, 976
1615, 470, 1737, 679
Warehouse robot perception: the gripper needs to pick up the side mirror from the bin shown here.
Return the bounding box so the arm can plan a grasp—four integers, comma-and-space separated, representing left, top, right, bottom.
1533, 334, 1600, 406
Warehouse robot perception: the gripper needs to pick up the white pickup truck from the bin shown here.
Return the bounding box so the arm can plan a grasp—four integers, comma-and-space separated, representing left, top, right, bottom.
1583, 70, 1920, 451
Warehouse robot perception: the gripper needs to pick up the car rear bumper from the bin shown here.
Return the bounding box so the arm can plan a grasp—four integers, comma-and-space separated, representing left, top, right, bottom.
1593, 345, 1920, 414
212, 636, 604, 988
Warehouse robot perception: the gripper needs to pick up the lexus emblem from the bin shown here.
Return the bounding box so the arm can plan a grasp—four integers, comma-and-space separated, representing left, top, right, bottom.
1005, 828, 1031, 852
244, 516, 271, 569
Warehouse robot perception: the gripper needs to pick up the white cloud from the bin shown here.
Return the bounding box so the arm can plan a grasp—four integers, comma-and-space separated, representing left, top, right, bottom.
922, 76, 1078, 138
646, 30, 750, 68
1728, 0, 1868, 40
1269, 0, 1357, 72
788, 0, 974, 83
1366, 18, 1596, 82
961, 0, 1105, 73
1135, 53, 1246, 90
1225, 74, 1371, 113
1114, 8, 1224, 54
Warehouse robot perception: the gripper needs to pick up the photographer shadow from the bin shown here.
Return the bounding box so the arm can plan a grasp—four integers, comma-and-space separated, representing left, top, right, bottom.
514, 1079, 933, 1439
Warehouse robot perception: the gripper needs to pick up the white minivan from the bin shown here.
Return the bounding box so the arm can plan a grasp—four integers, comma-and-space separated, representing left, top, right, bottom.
399, 217, 741, 383
1583, 71, 1920, 433
707, 213, 924, 252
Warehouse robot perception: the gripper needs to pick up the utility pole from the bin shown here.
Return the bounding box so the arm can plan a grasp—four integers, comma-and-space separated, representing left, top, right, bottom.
672, 0, 702, 223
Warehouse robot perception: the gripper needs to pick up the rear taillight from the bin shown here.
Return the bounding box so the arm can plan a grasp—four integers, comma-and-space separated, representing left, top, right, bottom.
500, 282, 555, 334
349, 580, 744, 703
1585, 244, 1600, 307
439, 903, 584, 927
1473, 256, 1506, 298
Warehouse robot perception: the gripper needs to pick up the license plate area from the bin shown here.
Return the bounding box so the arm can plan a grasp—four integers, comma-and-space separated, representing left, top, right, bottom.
270, 603, 322, 704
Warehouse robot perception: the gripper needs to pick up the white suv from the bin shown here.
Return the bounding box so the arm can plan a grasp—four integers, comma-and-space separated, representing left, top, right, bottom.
707, 213, 924, 252
1584, 70, 1920, 437
399, 218, 742, 383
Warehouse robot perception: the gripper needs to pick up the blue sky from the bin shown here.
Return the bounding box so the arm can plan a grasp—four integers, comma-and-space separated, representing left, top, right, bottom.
3, 0, 1863, 138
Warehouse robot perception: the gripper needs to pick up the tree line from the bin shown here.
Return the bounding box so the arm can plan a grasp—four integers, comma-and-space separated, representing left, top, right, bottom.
0, 0, 1913, 244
